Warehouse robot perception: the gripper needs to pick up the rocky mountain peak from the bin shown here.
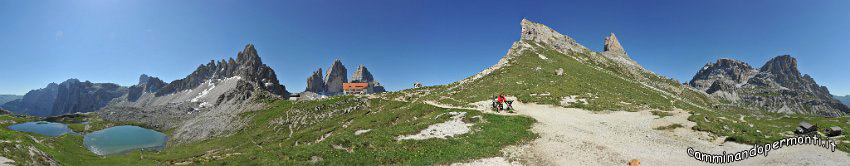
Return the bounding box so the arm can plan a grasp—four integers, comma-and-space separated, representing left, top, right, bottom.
351, 64, 374, 83
689, 58, 758, 90
759, 55, 801, 79
128, 74, 167, 102
155, 44, 288, 97
689, 55, 849, 116
603, 33, 625, 53
305, 68, 326, 93
324, 59, 348, 95
751, 55, 813, 91
236, 44, 262, 65
520, 19, 588, 53
139, 74, 152, 85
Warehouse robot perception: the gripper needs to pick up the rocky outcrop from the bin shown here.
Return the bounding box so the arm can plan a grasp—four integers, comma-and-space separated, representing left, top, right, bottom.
520, 19, 589, 54
128, 74, 167, 102
603, 33, 625, 53
371, 82, 386, 93
1, 79, 127, 116
689, 55, 850, 116
324, 59, 348, 95
600, 33, 639, 67
305, 68, 326, 94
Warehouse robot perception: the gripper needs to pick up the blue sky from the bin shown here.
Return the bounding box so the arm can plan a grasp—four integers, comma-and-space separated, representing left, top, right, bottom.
1, 0, 848, 96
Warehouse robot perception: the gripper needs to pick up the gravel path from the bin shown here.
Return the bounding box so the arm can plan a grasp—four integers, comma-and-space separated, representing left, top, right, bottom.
440, 100, 850, 165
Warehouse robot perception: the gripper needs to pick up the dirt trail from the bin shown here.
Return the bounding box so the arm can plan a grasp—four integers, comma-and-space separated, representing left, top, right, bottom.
438, 100, 850, 166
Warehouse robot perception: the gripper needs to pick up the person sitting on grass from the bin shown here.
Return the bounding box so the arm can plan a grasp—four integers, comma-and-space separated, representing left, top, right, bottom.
497, 94, 506, 112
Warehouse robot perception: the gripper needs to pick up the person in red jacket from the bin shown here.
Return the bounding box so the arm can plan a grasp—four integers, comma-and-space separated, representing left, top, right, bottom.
497, 94, 506, 111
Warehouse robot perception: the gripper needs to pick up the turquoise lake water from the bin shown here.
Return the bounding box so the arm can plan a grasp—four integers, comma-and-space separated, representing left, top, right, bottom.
7, 121, 73, 136
83, 125, 167, 156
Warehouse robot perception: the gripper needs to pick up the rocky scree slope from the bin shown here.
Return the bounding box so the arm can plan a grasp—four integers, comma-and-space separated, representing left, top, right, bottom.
689, 55, 850, 116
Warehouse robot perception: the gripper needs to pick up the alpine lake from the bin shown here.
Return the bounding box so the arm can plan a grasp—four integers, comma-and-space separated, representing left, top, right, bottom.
7, 122, 167, 156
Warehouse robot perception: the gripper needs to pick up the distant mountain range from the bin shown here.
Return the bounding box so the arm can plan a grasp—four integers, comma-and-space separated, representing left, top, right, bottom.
688, 56, 849, 116
836, 95, 850, 106
0, 80, 126, 116
0, 44, 288, 117
0, 94, 22, 105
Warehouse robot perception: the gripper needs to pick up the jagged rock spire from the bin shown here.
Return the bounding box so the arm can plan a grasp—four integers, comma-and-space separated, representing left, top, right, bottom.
237, 44, 262, 65
305, 68, 326, 93
324, 59, 348, 95
351, 64, 374, 83
604, 33, 625, 53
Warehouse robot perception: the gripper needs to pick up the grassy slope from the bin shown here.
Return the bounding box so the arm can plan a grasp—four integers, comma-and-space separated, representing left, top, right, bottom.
0, 96, 535, 165
399, 40, 850, 153
418, 41, 695, 112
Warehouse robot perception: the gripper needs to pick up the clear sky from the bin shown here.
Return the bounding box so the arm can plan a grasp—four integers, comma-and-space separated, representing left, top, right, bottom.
1, 0, 848, 96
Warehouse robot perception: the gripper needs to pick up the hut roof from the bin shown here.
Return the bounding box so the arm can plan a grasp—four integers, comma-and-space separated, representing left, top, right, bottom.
799, 121, 814, 129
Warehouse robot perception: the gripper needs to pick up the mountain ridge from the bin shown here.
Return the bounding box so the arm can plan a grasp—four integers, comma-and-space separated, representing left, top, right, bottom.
689, 55, 849, 116
100, 44, 290, 143
1, 79, 126, 116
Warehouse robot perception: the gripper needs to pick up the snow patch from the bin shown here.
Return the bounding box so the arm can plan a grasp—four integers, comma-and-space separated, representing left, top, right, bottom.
191, 80, 216, 102
199, 102, 213, 108
397, 112, 472, 140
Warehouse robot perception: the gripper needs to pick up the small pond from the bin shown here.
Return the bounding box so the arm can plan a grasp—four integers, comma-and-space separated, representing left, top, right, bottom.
6, 121, 73, 136
83, 125, 167, 156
